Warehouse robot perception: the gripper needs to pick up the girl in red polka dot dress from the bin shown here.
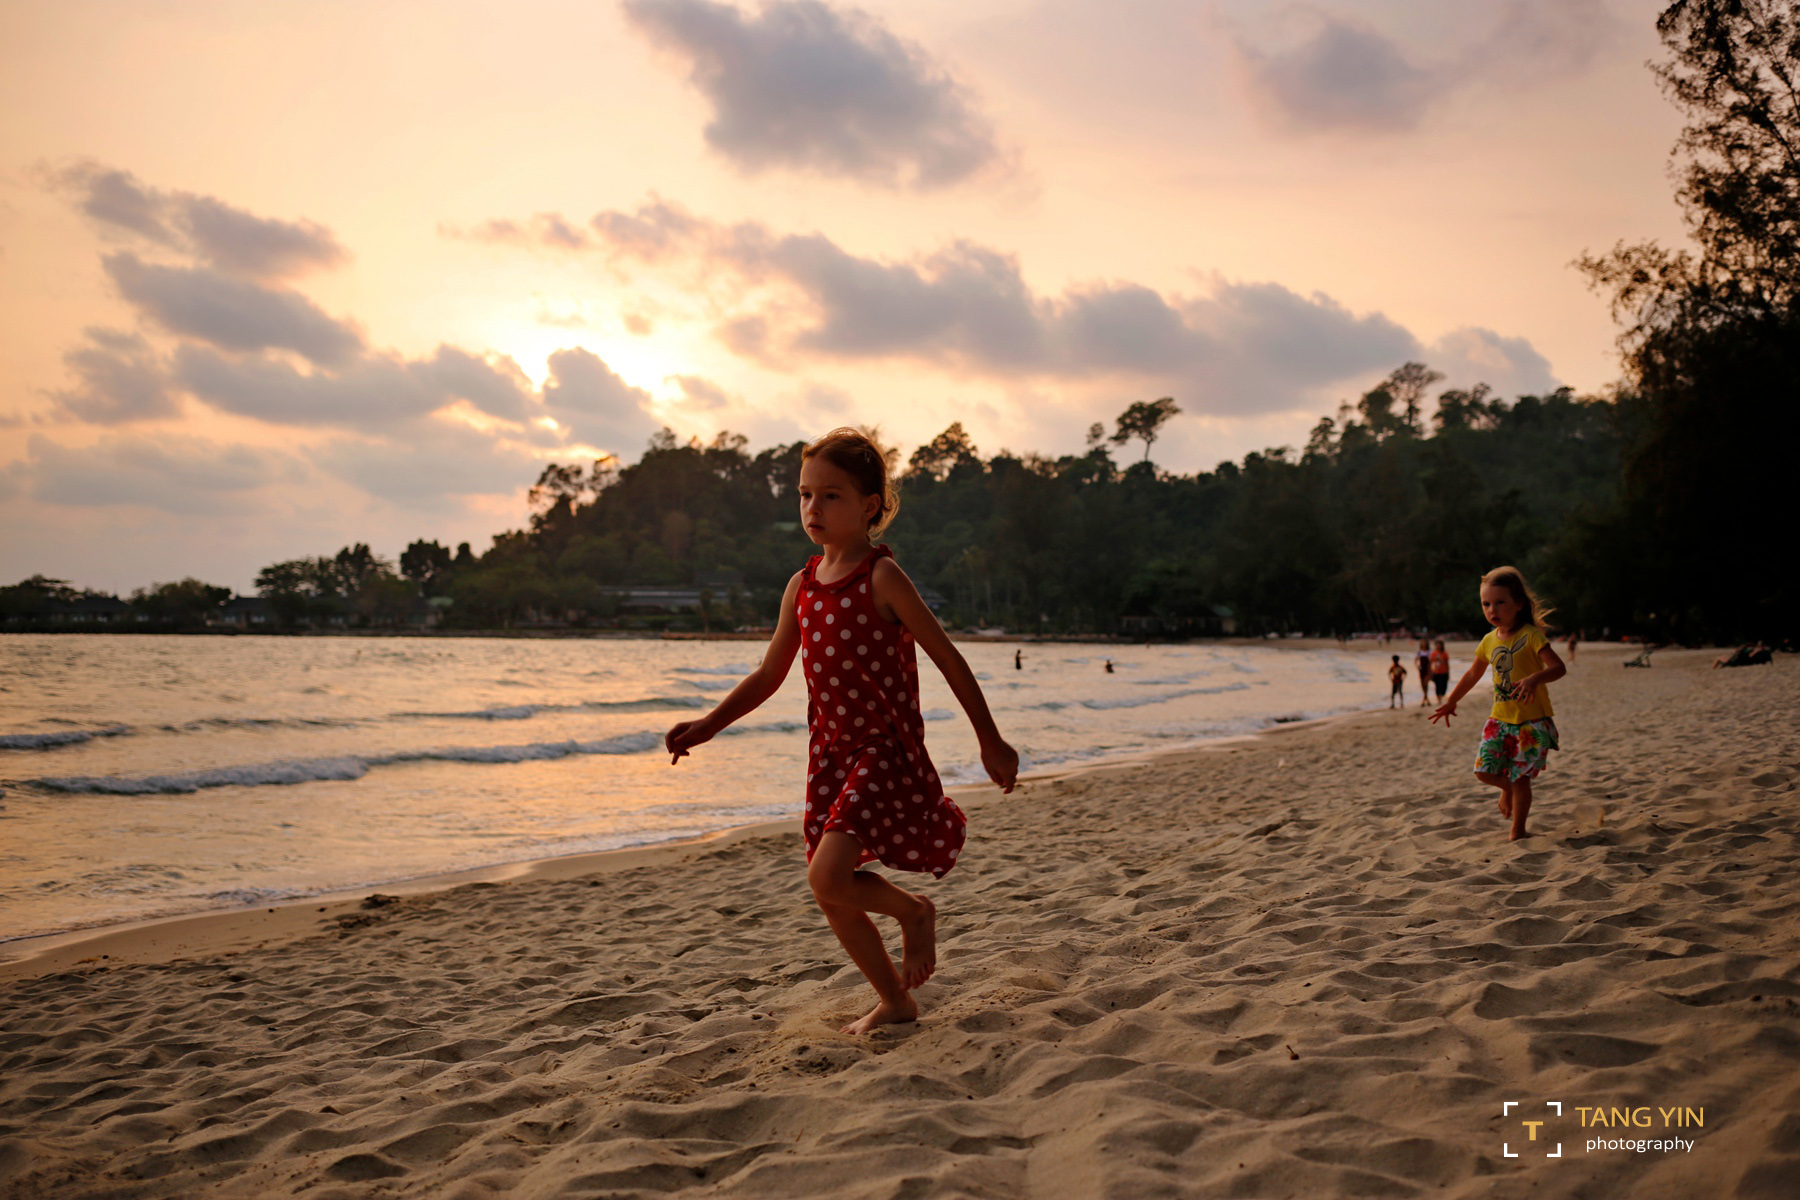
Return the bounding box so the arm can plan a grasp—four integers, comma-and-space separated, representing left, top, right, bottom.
665, 427, 1019, 1034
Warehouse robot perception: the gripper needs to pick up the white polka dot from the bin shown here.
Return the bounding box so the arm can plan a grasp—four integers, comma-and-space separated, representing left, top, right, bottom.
874, 631, 883, 640
826, 613, 835, 624
858, 645, 868, 655
836, 705, 846, 715
884, 677, 894, 686
859, 583, 868, 593
855, 717, 865, 726
840, 629, 850, 640
841, 597, 851, 607
912, 794, 924, 802
907, 850, 920, 860
857, 614, 867, 625
813, 601, 822, 610
861, 809, 872, 818
848, 689, 860, 699
812, 662, 822, 672
933, 839, 944, 848
811, 632, 820, 642
826, 645, 836, 655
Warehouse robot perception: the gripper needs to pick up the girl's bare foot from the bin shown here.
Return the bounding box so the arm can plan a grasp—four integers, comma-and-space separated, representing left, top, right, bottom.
842, 993, 918, 1035
1498, 792, 1513, 819
899, 894, 937, 990
1509, 826, 1532, 842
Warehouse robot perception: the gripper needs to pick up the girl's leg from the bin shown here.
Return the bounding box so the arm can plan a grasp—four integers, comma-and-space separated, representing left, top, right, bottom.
808, 832, 937, 1033
1476, 771, 1514, 820
1510, 778, 1533, 840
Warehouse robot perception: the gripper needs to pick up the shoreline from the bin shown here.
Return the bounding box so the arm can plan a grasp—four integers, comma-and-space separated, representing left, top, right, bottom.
0, 695, 1396, 979
0, 643, 1636, 974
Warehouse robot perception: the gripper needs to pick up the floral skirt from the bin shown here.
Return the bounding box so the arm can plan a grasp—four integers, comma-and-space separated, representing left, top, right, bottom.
1475, 717, 1559, 782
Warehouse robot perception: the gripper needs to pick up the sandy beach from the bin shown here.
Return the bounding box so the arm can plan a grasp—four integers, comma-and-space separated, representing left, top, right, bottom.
3, 646, 1796, 1198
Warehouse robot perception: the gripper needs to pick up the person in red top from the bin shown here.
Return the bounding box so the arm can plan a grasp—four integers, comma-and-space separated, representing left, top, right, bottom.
1429, 639, 1451, 701
666, 427, 1018, 1034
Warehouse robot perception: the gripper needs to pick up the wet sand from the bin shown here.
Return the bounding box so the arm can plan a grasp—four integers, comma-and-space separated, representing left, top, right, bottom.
2, 647, 1796, 1198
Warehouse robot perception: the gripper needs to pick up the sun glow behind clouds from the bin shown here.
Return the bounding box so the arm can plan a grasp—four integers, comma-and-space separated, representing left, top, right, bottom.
485, 321, 675, 400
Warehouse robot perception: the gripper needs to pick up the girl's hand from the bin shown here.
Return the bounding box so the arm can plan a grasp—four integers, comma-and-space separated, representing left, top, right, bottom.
1429, 702, 1456, 726
982, 738, 1020, 794
1513, 676, 1539, 705
665, 717, 715, 765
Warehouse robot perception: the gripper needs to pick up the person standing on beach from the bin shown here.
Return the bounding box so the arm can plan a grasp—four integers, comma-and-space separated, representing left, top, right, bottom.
1429, 639, 1451, 702
1430, 566, 1566, 841
1388, 655, 1407, 708
1415, 638, 1433, 707
665, 427, 1019, 1034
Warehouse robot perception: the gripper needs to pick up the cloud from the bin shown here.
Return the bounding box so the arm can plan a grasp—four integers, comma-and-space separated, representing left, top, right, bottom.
175, 347, 448, 428
670, 374, 732, 409
622, 0, 1003, 188
540, 348, 662, 453
45, 328, 179, 424
106, 253, 365, 367
308, 420, 544, 505
585, 202, 1426, 414
1426, 326, 1560, 398
22, 432, 306, 515
455, 212, 595, 251
52, 162, 348, 279
1236, 14, 1436, 133
416, 346, 537, 423
1230, 1, 1618, 135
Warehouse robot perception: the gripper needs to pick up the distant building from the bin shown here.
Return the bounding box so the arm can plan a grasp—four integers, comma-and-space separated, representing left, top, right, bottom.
606, 587, 704, 614
214, 595, 274, 629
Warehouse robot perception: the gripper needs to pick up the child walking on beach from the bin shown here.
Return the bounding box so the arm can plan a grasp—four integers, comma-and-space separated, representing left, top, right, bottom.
1430, 566, 1567, 841
665, 428, 1019, 1034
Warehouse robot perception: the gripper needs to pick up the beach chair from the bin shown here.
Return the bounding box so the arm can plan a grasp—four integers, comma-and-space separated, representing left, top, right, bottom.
1624, 646, 1654, 668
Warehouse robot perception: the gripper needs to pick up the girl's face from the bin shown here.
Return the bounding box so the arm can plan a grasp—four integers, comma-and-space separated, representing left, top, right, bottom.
798, 456, 878, 548
1480, 583, 1523, 632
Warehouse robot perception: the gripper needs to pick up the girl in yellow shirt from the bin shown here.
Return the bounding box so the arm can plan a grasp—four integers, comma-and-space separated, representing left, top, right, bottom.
1430, 566, 1567, 841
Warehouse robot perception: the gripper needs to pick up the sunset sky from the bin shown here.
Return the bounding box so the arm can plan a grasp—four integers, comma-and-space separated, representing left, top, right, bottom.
0, 0, 1685, 593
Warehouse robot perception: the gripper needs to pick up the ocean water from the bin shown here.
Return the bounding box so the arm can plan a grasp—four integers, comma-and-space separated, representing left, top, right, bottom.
0, 634, 1382, 945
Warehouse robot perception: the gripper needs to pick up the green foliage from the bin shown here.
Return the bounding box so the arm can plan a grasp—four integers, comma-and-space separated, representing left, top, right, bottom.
255, 545, 416, 627
1571, 0, 1798, 642
129, 578, 231, 625
1109, 397, 1181, 462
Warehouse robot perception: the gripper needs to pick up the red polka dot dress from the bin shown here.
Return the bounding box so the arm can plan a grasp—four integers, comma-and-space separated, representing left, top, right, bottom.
798, 545, 966, 878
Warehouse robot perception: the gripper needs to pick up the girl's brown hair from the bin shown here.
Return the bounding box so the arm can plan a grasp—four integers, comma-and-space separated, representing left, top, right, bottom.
1481, 565, 1556, 632
802, 427, 900, 537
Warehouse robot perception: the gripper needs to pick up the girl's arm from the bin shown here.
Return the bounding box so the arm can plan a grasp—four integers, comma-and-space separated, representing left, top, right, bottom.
871, 558, 1018, 793
1513, 644, 1566, 706
666, 572, 804, 764
1430, 655, 1489, 726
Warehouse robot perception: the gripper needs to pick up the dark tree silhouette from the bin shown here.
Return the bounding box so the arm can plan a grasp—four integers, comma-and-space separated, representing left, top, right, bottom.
1109, 397, 1180, 463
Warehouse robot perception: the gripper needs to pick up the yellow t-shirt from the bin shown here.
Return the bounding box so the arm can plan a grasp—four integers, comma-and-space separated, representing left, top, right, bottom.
1477, 625, 1554, 723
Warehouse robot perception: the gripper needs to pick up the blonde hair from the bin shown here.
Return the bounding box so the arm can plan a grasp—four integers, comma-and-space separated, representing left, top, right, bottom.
1481, 565, 1556, 632
802, 427, 900, 537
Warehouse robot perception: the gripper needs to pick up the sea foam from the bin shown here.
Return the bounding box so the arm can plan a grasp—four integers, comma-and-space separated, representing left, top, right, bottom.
0, 725, 132, 750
